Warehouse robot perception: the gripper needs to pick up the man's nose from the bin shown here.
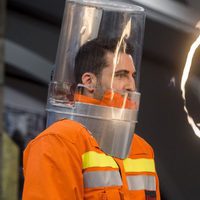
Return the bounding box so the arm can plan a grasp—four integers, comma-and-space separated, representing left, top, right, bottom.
125, 77, 136, 92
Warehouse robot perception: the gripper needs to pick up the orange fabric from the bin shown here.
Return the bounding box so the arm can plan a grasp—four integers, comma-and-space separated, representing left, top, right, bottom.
23, 119, 160, 200
74, 91, 136, 109
100, 91, 136, 109
74, 93, 101, 105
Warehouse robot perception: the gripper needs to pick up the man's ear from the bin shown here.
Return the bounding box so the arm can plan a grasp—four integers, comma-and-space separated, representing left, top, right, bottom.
81, 72, 97, 92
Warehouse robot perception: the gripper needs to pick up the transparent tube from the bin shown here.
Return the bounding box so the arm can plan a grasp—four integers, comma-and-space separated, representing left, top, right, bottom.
47, 0, 146, 158
53, 0, 145, 86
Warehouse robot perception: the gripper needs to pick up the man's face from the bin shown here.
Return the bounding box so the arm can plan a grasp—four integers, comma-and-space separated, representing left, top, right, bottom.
95, 52, 136, 98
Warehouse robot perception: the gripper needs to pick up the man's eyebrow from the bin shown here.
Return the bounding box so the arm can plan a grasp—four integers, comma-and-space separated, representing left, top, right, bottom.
115, 69, 136, 75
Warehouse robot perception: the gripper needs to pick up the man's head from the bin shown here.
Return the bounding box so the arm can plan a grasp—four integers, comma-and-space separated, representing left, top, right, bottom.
74, 38, 136, 99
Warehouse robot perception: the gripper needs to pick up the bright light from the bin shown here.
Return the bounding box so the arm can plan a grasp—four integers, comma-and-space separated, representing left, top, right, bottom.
180, 23, 200, 137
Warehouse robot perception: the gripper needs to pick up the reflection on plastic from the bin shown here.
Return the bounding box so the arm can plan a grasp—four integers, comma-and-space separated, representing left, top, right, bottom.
111, 18, 132, 89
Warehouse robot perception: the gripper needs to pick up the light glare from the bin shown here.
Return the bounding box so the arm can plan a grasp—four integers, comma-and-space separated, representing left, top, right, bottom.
181, 23, 200, 137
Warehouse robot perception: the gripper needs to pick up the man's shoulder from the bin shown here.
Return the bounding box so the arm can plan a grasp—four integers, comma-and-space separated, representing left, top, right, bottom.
34, 119, 91, 144
24, 119, 95, 158
129, 134, 154, 158
23, 120, 88, 173
133, 134, 152, 148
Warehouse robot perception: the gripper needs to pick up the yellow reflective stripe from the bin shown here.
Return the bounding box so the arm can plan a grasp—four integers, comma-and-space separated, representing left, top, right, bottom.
82, 151, 118, 169
123, 158, 155, 173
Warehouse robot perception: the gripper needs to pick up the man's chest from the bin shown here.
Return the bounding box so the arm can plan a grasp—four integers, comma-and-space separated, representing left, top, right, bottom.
82, 150, 157, 200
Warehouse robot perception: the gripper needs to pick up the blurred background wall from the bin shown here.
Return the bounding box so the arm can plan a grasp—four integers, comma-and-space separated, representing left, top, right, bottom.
3, 0, 200, 199
1, 0, 19, 200
0, 0, 5, 195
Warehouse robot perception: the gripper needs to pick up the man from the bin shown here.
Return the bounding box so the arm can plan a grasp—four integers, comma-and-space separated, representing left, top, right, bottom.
75, 39, 135, 96
23, 38, 160, 199
74, 38, 136, 108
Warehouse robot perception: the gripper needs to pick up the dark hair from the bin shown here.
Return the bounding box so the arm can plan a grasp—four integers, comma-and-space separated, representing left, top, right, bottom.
74, 38, 133, 83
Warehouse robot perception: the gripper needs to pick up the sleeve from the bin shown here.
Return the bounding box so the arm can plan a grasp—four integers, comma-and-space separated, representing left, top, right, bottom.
152, 149, 161, 200
148, 144, 161, 200
155, 172, 161, 200
22, 134, 83, 200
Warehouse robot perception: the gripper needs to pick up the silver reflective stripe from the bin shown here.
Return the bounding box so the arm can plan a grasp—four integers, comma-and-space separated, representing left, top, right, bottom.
84, 171, 122, 188
127, 175, 156, 191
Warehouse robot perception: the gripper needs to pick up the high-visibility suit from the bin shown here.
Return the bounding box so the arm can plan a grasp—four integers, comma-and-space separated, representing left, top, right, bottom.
23, 119, 160, 200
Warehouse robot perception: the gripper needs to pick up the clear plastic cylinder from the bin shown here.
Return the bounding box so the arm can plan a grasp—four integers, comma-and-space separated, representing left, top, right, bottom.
47, 0, 146, 158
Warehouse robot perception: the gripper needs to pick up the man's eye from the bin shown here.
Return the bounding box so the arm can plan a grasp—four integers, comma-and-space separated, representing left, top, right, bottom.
115, 73, 128, 78
132, 72, 137, 79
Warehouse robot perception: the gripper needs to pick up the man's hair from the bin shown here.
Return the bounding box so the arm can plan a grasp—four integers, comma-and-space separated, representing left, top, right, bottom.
74, 38, 133, 83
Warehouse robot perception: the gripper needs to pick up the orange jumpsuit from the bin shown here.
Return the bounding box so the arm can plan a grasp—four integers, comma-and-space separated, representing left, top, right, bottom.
23, 119, 160, 200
